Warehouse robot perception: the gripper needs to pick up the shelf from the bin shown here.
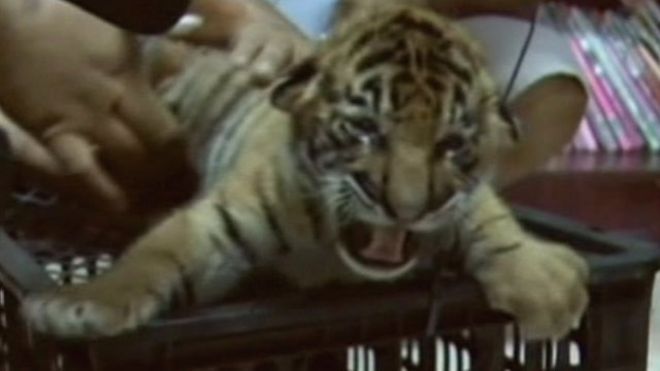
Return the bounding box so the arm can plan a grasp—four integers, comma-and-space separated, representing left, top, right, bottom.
543, 153, 660, 173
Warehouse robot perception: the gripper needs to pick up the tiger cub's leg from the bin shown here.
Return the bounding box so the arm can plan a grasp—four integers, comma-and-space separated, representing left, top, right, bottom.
22, 199, 255, 338
462, 186, 588, 339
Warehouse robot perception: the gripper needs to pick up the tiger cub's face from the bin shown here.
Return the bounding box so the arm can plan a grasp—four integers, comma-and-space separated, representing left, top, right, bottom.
272, 6, 518, 280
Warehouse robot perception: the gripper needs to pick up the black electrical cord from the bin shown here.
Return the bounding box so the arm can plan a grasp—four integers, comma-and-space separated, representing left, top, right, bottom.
502, 8, 539, 102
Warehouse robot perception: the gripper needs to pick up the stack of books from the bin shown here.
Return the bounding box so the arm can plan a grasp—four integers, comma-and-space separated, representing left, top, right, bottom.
541, 1, 660, 154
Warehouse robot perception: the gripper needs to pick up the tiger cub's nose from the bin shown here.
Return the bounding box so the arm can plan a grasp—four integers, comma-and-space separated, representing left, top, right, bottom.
382, 190, 427, 224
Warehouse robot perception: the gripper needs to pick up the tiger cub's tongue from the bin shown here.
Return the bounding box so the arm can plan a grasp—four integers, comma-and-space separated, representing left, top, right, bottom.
360, 226, 407, 264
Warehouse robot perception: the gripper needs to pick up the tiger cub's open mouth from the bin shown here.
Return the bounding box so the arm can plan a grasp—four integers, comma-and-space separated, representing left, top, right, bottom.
337, 222, 422, 280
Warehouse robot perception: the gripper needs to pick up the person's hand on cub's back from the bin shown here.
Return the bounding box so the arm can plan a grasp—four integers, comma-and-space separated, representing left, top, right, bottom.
0, 0, 198, 214
170, 0, 312, 84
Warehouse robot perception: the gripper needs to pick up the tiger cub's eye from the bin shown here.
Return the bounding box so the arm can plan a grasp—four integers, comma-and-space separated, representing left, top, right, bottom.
346, 116, 379, 135
339, 116, 383, 148
352, 171, 379, 201
434, 134, 466, 157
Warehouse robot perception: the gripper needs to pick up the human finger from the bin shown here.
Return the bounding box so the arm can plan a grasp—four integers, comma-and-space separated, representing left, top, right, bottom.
249, 37, 292, 83
115, 80, 183, 148
0, 113, 60, 176
46, 131, 129, 212
89, 118, 149, 179
229, 30, 263, 67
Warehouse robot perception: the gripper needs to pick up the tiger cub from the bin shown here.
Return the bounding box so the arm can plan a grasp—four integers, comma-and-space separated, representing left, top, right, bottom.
22, 4, 588, 340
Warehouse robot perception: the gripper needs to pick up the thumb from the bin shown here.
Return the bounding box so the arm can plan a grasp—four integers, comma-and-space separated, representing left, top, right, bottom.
167, 13, 205, 38
168, 10, 243, 47
167, 13, 232, 47
167, 0, 247, 47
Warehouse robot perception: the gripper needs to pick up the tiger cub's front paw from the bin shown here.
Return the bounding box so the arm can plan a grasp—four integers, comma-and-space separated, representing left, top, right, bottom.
22, 280, 169, 339
474, 238, 589, 340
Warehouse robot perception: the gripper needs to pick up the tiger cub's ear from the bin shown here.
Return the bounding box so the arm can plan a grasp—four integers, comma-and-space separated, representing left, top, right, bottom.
271, 58, 319, 112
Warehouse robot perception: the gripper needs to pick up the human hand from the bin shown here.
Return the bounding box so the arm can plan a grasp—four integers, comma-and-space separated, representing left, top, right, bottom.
0, 0, 198, 213
169, 0, 312, 83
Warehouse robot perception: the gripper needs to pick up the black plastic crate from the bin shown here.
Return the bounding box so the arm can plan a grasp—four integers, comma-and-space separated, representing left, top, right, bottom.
0, 198, 657, 371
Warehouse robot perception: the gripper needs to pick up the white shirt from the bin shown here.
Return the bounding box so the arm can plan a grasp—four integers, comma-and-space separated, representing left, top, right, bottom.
270, 0, 339, 38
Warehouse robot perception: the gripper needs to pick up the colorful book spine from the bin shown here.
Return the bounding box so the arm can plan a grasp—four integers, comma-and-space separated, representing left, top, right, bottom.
544, 1, 660, 153
597, 13, 660, 149
638, 46, 660, 102
570, 38, 621, 152
552, 4, 638, 151
570, 6, 655, 151
607, 16, 660, 118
